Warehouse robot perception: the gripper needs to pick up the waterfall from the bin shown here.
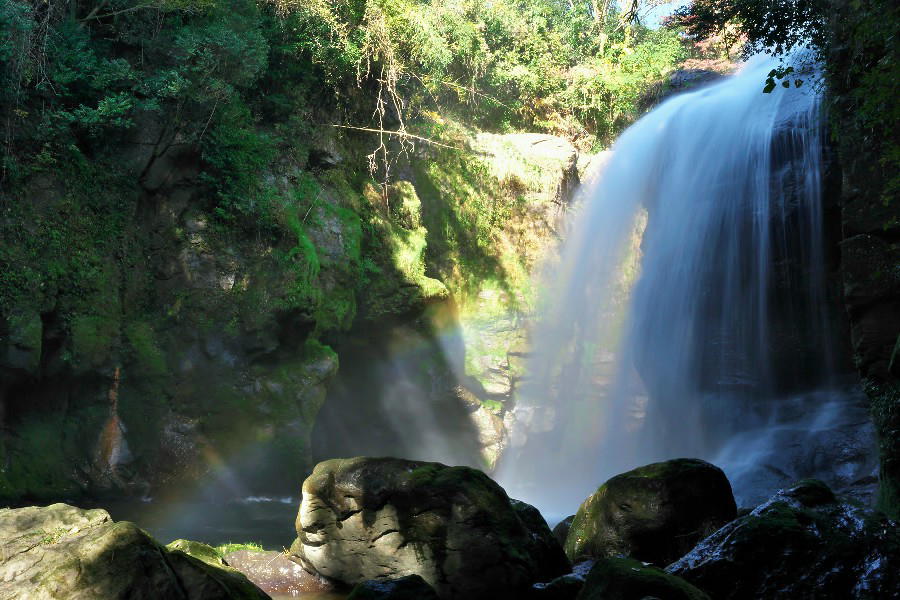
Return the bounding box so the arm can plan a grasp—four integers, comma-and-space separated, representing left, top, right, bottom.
498, 56, 877, 517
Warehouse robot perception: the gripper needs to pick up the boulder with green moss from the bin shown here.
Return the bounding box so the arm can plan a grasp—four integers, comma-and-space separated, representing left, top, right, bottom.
667, 480, 900, 599
290, 457, 569, 600
565, 459, 736, 566
577, 557, 710, 600
0, 503, 270, 599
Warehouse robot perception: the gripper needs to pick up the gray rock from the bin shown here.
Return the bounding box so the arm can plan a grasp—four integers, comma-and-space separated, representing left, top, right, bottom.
290, 457, 569, 599
0, 503, 270, 599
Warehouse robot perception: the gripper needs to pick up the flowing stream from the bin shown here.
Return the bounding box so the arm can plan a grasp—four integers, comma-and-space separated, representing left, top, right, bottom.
498, 56, 877, 518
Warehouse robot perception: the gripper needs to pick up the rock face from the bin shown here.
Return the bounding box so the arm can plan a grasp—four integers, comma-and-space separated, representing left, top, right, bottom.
291, 457, 569, 599
578, 558, 710, 600
565, 459, 737, 566
0, 503, 269, 600
667, 480, 900, 599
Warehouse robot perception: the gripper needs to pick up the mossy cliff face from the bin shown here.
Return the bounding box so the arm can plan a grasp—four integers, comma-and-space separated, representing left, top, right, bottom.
827, 0, 900, 517
0, 105, 579, 502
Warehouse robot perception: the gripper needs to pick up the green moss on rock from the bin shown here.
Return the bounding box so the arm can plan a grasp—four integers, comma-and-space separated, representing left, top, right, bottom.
577, 557, 710, 600
565, 458, 737, 566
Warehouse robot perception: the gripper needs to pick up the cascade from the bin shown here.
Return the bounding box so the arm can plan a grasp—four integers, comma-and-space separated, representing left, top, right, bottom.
498, 56, 877, 517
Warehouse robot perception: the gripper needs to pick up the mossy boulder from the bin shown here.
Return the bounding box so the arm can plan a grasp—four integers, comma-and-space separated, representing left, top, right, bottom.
565, 459, 736, 566
577, 558, 710, 600
0, 503, 270, 599
347, 574, 440, 600
290, 457, 569, 600
667, 479, 900, 599
552, 515, 575, 548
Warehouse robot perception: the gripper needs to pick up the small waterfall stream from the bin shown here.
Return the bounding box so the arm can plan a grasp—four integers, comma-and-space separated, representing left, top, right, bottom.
498, 56, 877, 517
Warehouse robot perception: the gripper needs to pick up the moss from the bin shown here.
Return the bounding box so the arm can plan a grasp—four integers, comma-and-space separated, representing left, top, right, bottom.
579, 557, 710, 600
167, 539, 229, 567
214, 542, 266, 556
124, 321, 166, 377
866, 380, 900, 517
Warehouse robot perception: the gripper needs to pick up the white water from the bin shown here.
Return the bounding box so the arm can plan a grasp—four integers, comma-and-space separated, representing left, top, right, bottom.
498, 56, 877, 517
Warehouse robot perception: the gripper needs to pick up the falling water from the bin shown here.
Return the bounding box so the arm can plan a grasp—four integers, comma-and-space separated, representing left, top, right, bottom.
498, 55, 877, 517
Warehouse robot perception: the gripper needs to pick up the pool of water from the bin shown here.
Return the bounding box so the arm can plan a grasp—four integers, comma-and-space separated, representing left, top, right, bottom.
86, 495, 299, 549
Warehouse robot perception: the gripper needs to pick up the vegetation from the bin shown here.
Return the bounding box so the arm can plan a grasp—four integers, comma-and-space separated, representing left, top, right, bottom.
0, 0, 689, 500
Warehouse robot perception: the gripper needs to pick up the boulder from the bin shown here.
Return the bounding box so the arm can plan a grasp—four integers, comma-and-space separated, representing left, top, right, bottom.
552, 515, 575, 548
0, 503, 269, 599
577, 558, 710, 600
290, 457, 569, 599
565, 459, 736, 566
347, 575, 440, 599
529, 560, 594, 600
667, 480, 900, 599
223, 549, 334, 596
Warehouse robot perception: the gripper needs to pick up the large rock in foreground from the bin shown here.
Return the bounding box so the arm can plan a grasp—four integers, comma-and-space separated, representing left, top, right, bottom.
667, 480, 900, 599
0, 503, 269, 599
565, 458, 736, 566
291, 457, 569, 599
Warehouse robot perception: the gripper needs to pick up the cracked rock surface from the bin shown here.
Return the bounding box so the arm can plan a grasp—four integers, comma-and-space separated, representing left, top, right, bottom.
290, 457, 569, 600
0, 503, 269, 600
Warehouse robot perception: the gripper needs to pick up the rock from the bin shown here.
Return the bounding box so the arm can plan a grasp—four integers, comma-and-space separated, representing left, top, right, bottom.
167, 538, 229, 567
529, 560, 595, 600
347, 574, 440, 599
510, 499, 572, 574
577, 558, 710, 600
224, 550, 334, 596
565, 459, 737, 566
291, 457, 569, 599
0, 503, 270, 599
667, 479, 900, 599
552, 515, 575, 548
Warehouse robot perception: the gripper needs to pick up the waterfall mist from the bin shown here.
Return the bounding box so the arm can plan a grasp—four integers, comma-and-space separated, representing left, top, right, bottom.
498, 56, 877, 518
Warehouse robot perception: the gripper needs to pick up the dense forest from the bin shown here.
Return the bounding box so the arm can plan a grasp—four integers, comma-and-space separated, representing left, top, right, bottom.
0, 0, 897, 598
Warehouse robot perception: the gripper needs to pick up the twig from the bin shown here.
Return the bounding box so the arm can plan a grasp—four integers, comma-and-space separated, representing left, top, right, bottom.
440, 80, 512, 109
331, 125, 462, 151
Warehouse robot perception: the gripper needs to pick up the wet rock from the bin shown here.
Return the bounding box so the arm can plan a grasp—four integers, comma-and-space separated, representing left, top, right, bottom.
347, 574, 440, 599
667, 480, 900, 599
0, 503, 269, 599
578, 558, 710, 600
224, 550, 334, 596
565, 458, 737, 566
290, 457, 569, 599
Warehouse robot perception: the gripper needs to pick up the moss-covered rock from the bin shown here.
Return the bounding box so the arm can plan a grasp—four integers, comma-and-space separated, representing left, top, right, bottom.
667, 480, 900, 599
564, 458, 737, 566
0, 503, 270, 599
291, 457, 569, 600
577, 558, 710, 600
